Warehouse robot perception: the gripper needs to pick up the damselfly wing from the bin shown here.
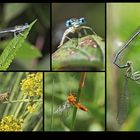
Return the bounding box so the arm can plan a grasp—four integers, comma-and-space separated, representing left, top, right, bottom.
54, 93, 88, 114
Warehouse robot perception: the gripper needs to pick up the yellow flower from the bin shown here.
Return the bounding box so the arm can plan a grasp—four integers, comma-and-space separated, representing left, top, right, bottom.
0, 115, 23, 131
27, 104, 36, 113
20, 72, 43, 97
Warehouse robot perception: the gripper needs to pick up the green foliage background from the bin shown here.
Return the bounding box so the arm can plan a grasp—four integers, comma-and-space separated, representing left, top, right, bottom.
107, 3, 140, 131
0, 3, 50, 70
45, 72, 105, 131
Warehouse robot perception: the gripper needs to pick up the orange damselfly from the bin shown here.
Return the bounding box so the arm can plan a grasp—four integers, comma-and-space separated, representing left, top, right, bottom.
54, 93, 88, 113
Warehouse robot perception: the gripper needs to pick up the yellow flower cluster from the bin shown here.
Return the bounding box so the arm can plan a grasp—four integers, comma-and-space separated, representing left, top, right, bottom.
20, 72, 43, 97
27, 104, 36, 113
0, 115, 23, 131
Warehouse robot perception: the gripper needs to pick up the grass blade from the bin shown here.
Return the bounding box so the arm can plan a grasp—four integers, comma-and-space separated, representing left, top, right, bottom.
71, 72, 87, 130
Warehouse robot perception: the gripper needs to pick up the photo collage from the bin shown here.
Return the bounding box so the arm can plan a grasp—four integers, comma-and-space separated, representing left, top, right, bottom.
0, 3, 139, 132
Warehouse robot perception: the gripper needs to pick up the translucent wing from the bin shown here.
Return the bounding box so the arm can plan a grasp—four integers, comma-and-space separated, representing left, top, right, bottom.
117, 77, 129, 125
54, 101, 71, 113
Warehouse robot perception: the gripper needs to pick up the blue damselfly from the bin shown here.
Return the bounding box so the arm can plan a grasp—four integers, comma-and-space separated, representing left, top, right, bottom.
58, 17, 96, 48
0, 23, 29, 37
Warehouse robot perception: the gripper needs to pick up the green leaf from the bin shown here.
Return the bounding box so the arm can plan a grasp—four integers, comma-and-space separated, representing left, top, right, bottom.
52, 35, 105, 70
0, 19, 37, 70
15, 41, 42, 60
14, 41, 42, 69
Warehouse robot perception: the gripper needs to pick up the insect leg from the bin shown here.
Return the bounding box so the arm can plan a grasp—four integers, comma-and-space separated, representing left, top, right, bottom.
83, 28, 88, 35
58, 28, 72, 48
81, 26, 97, 35
18, 32, 24, 37
14, 32, 17, 37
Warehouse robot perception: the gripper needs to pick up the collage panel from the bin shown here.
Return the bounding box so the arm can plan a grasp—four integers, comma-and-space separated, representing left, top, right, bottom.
0, 72, 43, 131
107, 3, 140, 131
44, 72, 105, 131
52, 3, 105, 71
0, 3, 50, 71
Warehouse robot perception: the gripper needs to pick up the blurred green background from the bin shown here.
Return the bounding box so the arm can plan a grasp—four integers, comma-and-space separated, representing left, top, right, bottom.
0, 3, 50, 70
52, 3, 105, 52
45, 72, 105, 131
107, 3, 140, 131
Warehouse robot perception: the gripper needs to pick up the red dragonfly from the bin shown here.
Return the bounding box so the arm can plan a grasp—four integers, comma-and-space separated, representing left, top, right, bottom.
54, 93, 88, 113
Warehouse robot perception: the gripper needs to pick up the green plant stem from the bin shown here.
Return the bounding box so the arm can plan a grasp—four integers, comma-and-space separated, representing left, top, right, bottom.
14, 95, 27, 118
60, 121, 70, 131
50, 79, 54, 130
3, 72, 24, 116
71, 72, 86, 130
33, 116, 43, 131
2, 99, 42, 103
2, 72, 14, 89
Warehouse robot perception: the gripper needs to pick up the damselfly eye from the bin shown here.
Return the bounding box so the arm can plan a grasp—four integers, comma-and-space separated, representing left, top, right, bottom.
65, 20, 73, 27
79, 17, 86, 25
